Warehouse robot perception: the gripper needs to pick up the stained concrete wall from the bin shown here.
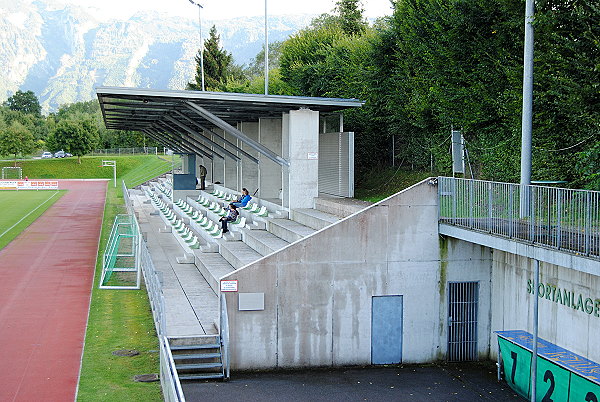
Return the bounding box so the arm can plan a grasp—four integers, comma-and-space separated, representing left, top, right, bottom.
489, 251, 600, 363
221, 179, 494, 369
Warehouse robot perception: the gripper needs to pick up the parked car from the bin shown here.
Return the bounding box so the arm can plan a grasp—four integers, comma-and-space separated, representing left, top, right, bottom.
65, 152, 73, 157
41, 151, 53, 159
54, 150, 65, 158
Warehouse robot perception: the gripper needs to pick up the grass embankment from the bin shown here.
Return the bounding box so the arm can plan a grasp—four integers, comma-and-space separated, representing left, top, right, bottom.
75, 155, 171, 401
354, 166, 434, 203
0, 190, 65, 250
0, 155, 174, 186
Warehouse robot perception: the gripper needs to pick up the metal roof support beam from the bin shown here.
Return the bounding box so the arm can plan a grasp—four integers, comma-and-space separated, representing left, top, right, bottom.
154, 122, 225, 160
164, 115, 240, 162
144, 129, 189, 152
143, 129, 188, 154
147, 125, 211, 159
165, 125, 224, 161
184, 101, 289, 167
173, 111, 259, 164
142, 129, 182, 151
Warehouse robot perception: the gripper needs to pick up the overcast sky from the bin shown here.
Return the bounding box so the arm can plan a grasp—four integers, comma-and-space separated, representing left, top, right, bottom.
46, 0, 394, 21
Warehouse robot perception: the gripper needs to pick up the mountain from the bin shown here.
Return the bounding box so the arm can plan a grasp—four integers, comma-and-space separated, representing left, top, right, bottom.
0, 0, 315, 113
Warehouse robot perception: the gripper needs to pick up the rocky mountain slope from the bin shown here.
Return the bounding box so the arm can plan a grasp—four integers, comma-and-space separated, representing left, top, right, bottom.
0, 0, 313, 113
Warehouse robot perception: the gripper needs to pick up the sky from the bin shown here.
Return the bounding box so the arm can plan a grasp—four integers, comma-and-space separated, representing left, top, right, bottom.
47, 0, 394, 21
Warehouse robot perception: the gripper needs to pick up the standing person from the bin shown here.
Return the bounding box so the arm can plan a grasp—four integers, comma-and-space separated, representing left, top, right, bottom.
198, 164, 207, 190
219, 204, 238, 233
230, 188, 251, 208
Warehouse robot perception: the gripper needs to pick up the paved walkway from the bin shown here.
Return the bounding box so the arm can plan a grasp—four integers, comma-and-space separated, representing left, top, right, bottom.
132, 190, 219, 337
182, 362, 520, 401
0, 180, 107, 402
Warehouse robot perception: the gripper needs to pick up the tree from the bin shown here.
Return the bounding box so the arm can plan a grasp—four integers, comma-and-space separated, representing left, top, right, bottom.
51, 117, 99, 164
0, 121, 36, 166
335, 0, 367, 35
3, 90, 42, 117
187, 25, 240, 91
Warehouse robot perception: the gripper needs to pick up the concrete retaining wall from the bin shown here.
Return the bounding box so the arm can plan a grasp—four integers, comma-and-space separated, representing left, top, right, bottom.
490, 251, 600, 363
221, 179, 494, 369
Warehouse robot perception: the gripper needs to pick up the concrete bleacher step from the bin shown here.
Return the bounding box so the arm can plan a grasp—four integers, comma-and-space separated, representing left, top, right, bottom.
219, 241, 263, 269
194, 252, 235, 293
242, 229, 289, 256
314, 196, 371, 218
268, 219, 316, 244
291, 208, 340, 231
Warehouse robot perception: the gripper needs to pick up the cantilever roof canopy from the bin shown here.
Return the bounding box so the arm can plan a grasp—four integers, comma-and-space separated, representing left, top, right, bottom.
96, 87, 364, 166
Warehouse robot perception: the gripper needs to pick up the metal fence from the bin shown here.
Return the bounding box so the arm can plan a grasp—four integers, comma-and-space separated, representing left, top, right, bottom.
90, 147, 158, 156
438, 177, 600, 259
122, 180, 185, 401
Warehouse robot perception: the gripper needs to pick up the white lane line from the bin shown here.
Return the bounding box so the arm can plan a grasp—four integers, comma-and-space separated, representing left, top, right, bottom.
0, 191, 60, 240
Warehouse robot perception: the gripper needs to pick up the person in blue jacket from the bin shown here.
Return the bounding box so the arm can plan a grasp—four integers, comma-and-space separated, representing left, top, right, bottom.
231, 188, 251, 208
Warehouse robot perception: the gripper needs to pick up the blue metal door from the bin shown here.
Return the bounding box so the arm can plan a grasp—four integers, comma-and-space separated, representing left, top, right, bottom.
371, 295, 403, 364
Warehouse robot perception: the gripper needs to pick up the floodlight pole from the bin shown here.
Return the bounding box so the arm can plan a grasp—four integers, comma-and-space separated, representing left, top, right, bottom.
520, 0, 534, 217
189, 0, 205, 91
264, 0, 269, 95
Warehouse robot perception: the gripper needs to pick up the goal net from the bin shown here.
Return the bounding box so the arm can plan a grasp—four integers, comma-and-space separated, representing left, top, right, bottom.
2, 167, 22, 180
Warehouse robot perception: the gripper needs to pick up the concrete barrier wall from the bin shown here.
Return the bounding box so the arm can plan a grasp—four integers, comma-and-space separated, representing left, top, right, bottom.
490, 251, 600, 363
222, 179, 494, 369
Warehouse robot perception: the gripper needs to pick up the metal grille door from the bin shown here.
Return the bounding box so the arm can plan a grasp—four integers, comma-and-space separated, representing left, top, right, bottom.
448, 282, 479, 362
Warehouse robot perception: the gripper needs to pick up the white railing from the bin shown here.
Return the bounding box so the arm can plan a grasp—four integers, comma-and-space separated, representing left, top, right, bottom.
438, 177, 600, 260
123, 181, 185, 401
220, 293, 230, 381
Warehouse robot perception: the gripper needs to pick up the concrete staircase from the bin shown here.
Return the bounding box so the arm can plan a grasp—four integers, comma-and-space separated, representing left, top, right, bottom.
170, 335, 224, 381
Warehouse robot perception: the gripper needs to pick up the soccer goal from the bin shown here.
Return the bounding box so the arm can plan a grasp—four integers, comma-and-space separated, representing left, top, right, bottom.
2, 167, 22, 179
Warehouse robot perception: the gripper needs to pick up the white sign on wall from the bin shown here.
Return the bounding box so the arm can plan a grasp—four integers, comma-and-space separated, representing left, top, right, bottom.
307, 152, 318, 160
220, 279, 238, 292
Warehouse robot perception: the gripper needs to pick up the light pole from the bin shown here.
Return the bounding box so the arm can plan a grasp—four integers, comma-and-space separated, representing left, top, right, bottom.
264, 0, 268, 95
188, 0, 205, 91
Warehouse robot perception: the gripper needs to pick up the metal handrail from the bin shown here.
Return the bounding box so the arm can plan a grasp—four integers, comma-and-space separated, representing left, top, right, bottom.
220, 293, 231, 380
124, 182, 185, 401
438, 177, 600, 259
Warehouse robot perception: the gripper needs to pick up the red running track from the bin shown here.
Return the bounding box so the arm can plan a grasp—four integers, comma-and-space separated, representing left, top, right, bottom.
0, 180, 107, 402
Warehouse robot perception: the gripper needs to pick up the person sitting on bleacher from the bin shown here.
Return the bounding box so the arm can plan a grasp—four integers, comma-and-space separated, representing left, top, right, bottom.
219, 204, 239, 233
230, 188, 252, 208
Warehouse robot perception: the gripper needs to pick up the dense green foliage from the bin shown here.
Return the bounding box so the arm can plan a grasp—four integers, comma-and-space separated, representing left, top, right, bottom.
0, 96, 158, 160
50, 117, 100, 163
3, 90, 42, 117
275, 0, 600, 189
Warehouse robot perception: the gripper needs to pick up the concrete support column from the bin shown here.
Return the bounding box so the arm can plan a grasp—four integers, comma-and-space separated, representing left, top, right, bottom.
281, 113, 290, 208
258, 118, 282, 200
285, 109, 319, 209
239, 122, 259, 194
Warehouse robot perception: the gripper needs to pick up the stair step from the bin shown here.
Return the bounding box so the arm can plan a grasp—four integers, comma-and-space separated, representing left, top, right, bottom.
194, 253, 235, 294
268, 218, 316, 243
242, 229, 289, 256
219, 240, 262, 269
173, 353, 221, 360
176, 362, 223, 370
170, 343, 220, 351
179, 373, 224, 380
292, 208, 340, 230
172, 353, 222, 361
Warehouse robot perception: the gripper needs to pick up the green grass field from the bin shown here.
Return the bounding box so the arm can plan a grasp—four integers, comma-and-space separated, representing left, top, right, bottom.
0, 190, 65, 250
0, 155, 176, 186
